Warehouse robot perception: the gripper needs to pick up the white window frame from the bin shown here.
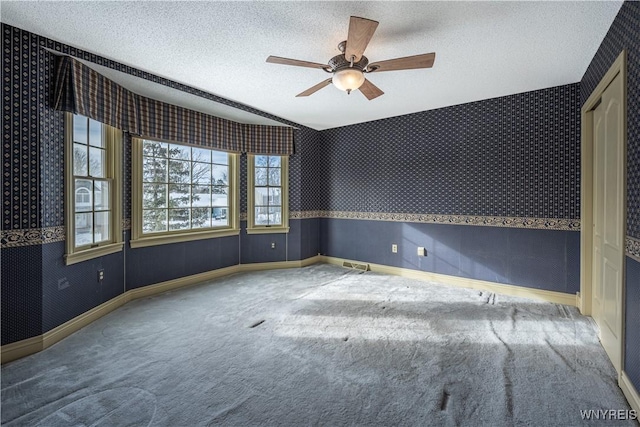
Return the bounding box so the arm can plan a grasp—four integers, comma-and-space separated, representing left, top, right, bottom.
247, 154, 289, 234
64, 113, 123, 265
130, 138, 240, 248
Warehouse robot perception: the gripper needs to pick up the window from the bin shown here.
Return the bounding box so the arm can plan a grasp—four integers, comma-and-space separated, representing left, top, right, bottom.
131, 138, 239, 247
247, 155, 289, 234
65, 113, 123, 265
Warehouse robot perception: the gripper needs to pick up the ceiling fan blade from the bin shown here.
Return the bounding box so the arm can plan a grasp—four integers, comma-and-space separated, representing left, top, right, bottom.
359, 78, 384, 100
296, 79, 333, 97
345, 16, 379, 63
368, 52, 436, 73
266, 56, 328, 69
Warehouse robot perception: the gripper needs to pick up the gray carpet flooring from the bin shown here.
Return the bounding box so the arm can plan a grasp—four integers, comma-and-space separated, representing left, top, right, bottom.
1, 264, 635, 426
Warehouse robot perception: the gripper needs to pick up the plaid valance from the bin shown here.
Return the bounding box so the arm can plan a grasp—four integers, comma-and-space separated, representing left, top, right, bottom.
137, 96, 245, 153
243, 125, 294, 155
53, 56, 294, 155
53, 55, 139, 132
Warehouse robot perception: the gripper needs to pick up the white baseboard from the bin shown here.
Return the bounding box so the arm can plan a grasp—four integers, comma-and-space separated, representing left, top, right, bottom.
620, 371, 640, 413
319, 255, 578, 307
1, 255, 322, 364
0, 336, 43, 364
128, 265, 241, 300
42, 294, 129, 349
239, 255, 321, 272
1, 253, 577, 363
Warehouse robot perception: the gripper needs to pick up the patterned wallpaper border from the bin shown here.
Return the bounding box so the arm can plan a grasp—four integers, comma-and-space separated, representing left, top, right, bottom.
5, 218, 640, 259
628, 236, 640, 263
291, 210, 582, 231
1, 226, 65, 247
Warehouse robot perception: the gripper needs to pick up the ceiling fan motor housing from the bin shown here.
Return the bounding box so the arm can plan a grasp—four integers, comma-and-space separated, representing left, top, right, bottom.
329, 54, 369, 73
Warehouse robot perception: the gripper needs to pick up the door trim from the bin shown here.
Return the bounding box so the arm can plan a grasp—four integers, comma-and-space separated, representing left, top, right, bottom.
580, 50, 627, 374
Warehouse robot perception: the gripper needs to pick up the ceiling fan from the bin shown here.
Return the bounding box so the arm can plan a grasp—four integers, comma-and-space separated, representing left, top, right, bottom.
266, 16, 436, 100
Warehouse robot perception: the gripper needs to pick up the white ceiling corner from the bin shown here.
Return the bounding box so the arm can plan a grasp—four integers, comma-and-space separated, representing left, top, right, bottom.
2, 1, 623, 130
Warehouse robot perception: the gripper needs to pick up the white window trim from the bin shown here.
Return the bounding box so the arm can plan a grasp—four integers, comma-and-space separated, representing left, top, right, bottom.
130, 138, 240, 248
64, 113, 123, 265
246, 154, 289, 234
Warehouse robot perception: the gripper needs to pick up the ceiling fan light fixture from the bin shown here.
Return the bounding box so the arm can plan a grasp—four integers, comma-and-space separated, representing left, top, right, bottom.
332, 68, 365, 93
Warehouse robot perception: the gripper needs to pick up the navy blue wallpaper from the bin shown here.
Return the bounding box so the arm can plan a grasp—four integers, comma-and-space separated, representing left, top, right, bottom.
581, 0, 640, 392
1, 23, 322, 346
1, 246, 42, 345
320, 219, 579, 294
581, 1, 640, 240
2, 25, 40, 230
298, 127, 325, 212
625, 257, 640, 390
320, 84, 580, 219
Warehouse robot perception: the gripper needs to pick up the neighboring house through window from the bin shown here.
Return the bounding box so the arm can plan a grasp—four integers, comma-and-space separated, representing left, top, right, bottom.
247, 154, 289, 234
65, 113, 123, 265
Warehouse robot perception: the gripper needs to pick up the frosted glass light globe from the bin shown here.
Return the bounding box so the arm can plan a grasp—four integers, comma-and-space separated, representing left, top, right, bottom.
332, 68, 365, 93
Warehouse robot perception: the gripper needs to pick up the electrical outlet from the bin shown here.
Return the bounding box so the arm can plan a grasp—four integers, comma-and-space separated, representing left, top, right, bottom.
391, 244, 398, 253
417, 247, 426, 256
98, 269, 104, 282
271, 242, 276, 249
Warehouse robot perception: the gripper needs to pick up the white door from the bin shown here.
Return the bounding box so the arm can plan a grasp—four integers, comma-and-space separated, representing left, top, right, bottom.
592, 71, 624, 373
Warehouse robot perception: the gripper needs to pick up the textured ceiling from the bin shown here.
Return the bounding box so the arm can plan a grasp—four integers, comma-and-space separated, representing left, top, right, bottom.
2, 1, 622, 130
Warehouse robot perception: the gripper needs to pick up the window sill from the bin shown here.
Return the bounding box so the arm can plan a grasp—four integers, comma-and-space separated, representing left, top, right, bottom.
246, 226, 290, 235
130, 228, 240, 248
65, 242, 124, 265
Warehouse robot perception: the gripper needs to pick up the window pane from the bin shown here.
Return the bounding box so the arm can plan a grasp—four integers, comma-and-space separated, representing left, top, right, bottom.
255, 155, 268, 167
75, 212, 93, 247
254, 187, 269, 206
268, 156, 281, 167
192, 162, 211, 184
143, 209, 167, 233
169, 183, 190, 208
268, 207, 282, 225
212, 192, 228, 207
94, 180, 110, 210
168, 160, 190, 183
268, 167, 281, 186
254, 206, 269, 225
192, 147, 211, 163
143, 157, 167, 183
212, 151, 228, 165
192, 185, 211, 207
212, 165, 228, 186
192, 207, 211, 229
74, 179, 92, 212
73, 115, 87, 145
143, 141, 168, 158
212, 207, 228, 226
168, 209, 190, 231
73, 144, 88, 176
169, 144, 190, 160
255, 168, 268, 186
94, 211, 110, 243
143, 184, 167, 209
89, 119, 103, 147
89, 147, 105, 178
269, 188, 282, 205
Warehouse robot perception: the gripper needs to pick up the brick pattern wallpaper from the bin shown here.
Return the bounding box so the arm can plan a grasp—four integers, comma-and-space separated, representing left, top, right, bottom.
320, 84, 580, 220
581, 1, 640, 239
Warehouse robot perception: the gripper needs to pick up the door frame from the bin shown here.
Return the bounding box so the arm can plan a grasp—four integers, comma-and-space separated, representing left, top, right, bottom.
579, 49, 627, 374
